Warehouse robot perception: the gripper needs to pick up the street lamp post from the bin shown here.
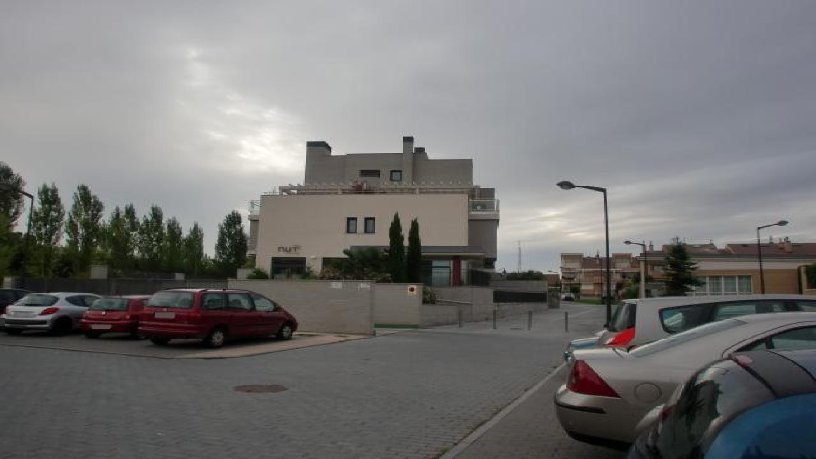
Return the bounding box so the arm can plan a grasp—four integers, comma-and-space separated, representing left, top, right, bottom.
756, 220, 788, 294
624, 240, 647, 299
557, 180, 612, 325
0, 183, 34, 286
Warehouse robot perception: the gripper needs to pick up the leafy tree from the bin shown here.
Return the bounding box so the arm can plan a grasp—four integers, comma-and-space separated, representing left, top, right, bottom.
30, 183, 64, 278
138, 205, 164, 271
214, 211, 247, 277
406, 218, 422, 283
65, 184, 104, 274
506, 270, 546, 280
0, 162, 25, 231
663, 240, 702, 296
328, 247, 389, 282
162, 217, 184, 273
387, 213, 406, 282
106, 206, 136, 273
183, 222, 205, 277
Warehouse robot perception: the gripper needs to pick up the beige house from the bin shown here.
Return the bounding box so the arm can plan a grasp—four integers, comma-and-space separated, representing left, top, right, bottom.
561, 239, 816, 297
248, 136, 499, 285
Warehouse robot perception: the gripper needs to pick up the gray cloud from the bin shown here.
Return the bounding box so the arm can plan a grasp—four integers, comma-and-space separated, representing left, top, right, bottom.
2, 0, 814, 270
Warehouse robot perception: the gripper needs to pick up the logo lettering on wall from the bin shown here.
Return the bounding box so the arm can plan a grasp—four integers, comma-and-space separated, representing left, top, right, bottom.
277, 245, 302, 254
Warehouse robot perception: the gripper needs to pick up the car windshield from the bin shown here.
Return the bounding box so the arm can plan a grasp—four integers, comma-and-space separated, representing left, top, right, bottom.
630, 318, 746, 357
608, 302, 636, 332
91, 298, 129, 310
148, 291, 194, 309
16, 294, 59, 306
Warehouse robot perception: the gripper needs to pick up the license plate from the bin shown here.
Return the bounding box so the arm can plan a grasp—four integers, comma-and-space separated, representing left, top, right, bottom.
155, 312, 176, 319
91, 324, 112, 330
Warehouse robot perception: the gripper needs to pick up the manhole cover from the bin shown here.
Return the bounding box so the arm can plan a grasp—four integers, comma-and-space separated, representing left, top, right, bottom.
234, 384, 288, 393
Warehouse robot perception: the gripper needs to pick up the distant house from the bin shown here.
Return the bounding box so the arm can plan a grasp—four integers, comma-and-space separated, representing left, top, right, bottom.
561, 238, 816, 297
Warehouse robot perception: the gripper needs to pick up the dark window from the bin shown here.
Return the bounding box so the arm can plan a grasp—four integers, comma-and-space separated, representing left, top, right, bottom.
227, 293, 252, 311
149, 291, 195, 309
91, 298, 129, 311
796, 300, 816, 312
17, 294, 58, 306
364, 217, 375, 234
712, 300, 787, 321
346, 217, 357, 233
660, 304, 711, 334
202, 293, 226, 310
390, 170, 402, 181
359, 169, 380, 177
608, 302, 637, 332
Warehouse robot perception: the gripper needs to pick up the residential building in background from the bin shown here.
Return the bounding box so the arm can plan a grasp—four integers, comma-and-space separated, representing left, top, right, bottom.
248, 136, 500, 286
560, 238, 816, 297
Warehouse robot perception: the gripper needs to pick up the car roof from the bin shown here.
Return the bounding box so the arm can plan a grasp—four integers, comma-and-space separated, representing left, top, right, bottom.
155, 288, 249, 293
32, 292, 100, 296
625, 294, 816, 309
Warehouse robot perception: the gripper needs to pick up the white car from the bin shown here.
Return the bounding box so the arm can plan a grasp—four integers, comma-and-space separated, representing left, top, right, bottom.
2, 292, 102, 335
555, 312, 816, 445
565, 295, 816, 358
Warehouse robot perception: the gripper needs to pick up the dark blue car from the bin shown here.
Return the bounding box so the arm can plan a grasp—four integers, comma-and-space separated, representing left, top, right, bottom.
628, 349, 816, 459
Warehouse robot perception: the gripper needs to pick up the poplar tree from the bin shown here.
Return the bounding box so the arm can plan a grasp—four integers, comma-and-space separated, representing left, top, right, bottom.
65, 184, 104, 274
387, 213, 406, 282
30, 183, 65, 277
215, 211, 247, 277
406, 218, 422, 283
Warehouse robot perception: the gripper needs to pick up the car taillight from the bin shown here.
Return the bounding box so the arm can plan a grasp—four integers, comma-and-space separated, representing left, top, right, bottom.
567, 360, 620, 398
40, 307, 60, 315
605, 327, 636, 346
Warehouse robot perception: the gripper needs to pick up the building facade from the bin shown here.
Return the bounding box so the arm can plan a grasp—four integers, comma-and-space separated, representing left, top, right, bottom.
561, 238, 816, 297
248, 136, 499, 286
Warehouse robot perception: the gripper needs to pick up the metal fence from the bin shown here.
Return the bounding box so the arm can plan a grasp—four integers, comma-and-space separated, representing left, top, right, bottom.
15, 278, 228, 295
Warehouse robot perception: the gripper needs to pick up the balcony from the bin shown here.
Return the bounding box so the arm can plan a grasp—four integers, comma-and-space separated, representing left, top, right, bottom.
469, 199, 499, 220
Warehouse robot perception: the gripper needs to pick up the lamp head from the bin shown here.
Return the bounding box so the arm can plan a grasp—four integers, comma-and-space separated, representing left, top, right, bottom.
778, 220, 789, 227
624, 240, 633, 245
557, 181, 576, 190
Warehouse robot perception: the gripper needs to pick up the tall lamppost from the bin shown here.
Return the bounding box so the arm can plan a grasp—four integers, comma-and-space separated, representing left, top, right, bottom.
557, 180, 612, 325
0, 183, 34, 285
756, 220, 788, 294
624, 240, 647, 299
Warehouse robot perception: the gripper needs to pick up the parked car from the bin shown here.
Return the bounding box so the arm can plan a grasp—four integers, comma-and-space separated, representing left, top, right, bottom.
0, 288, 31, 314
1, 292, 102, 334
564, 294, 816, 360
139, 288, 298, 348
554, 312, 816, 446
628, 349, 816, 459
561, 293, 575, 301
80, 295, 150, 339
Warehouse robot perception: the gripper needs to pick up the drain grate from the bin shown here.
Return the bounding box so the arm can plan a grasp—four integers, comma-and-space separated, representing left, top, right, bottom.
234, 384, 288, 394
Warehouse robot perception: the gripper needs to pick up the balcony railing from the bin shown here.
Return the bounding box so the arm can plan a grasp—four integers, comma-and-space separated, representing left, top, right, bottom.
470, 199, 499, 213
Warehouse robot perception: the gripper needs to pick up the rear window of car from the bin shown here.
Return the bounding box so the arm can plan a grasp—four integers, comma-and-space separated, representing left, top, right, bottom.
631, 318, 746, 357
795, 300, 816, 312
608, 302, 636, 332
148, 291, 194, 309
656, 360, 774, 457
16, 294, 59, 306
91, 298, 129, 310
660, 304, 711, 334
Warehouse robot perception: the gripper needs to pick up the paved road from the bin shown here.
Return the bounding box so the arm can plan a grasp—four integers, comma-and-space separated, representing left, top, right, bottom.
0, 303, 622, 458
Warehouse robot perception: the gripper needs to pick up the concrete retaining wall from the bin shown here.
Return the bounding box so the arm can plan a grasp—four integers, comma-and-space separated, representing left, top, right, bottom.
491, 280, 548, 291
373, 284, 422, 327
229, 279, 375, 335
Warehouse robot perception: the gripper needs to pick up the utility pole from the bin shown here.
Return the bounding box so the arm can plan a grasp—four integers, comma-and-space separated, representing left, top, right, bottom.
517, 241, 522, 273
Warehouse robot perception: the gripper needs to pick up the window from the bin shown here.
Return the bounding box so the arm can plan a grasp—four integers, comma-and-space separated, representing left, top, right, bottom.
359, 169, 380, 177
252, 294, 277, 312
202, 293, 226, 310
149, 291, 194, 309
748, 326, 816, 351
711, 301, 786, 321
796, 300, 816, 312
390, 170, 402, 181
346, 217, 357, 233
364, 217, 375, 234
227, 293, 252, 311
660, 304, 710, 334
692, 275, 752, 295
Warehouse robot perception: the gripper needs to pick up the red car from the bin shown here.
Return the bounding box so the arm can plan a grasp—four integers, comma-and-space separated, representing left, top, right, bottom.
139, 288, 298, 348
81, 295, 150, 338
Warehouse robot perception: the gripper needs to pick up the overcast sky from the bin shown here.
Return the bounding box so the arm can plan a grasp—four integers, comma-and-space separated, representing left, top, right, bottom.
2, 0, 815, 272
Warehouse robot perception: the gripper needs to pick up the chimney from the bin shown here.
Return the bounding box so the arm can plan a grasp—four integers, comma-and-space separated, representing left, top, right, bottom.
402, 136, 414, 155
305, 141, 332, 184
306, 140, 331, 157
402, 135, 414, 183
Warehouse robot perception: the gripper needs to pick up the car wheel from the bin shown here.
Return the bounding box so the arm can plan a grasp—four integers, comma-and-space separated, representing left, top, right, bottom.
150, 337, 170, 346
51, 317, 73, 335
5, 329, 22, 335
276, 323, 294, 340
204, 327, 227, 348
84, 332, 101, 339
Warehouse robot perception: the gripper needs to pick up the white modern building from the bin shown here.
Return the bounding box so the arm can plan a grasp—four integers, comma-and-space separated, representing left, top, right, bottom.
248, 136, 499, 286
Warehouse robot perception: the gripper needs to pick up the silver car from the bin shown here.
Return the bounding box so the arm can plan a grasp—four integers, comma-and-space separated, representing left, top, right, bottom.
554, 312, 816, 445
564, 294, 816, 360
2, 292, 102, 334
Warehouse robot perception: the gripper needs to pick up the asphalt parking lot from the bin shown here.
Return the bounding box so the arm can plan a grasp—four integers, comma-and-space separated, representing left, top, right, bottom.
0, 303, 624, 458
